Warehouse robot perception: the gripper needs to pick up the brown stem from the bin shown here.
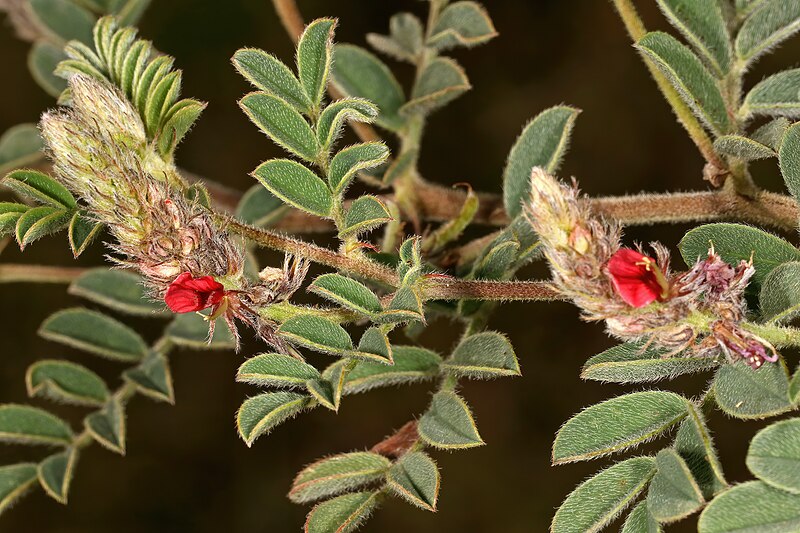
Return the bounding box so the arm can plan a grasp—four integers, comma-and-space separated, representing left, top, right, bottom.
422, 278, 561, 301
0, 264, 87, 283
371, 421, 420, 459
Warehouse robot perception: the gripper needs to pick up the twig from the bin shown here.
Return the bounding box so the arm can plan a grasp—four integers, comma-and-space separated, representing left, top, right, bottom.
0, 264, 87, 283
422, 278, 561, 301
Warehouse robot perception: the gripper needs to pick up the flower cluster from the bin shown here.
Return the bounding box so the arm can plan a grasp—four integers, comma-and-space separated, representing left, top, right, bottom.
40, 75, 307, 349
525, 167, 777, 369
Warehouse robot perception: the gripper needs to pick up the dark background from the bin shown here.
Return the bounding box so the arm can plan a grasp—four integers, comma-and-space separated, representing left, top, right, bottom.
1, 1, 798, 531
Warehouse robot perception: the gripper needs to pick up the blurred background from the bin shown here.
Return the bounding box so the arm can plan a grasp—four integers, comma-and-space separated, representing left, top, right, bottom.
1, 1, 798, 531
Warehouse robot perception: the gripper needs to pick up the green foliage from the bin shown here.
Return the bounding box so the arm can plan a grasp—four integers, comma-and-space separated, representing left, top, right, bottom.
240, 94, 320, 163
309, 274, 383, 317
744, 69, 800, 118
0, 464, 39, 515
304, 491, 380, 533
236, 392, 313, 447
68, 268, 165, 317
331, 44, 406, 131
552, 391, 689, 464
0, 203, 26, 238
39, 307, 147, 361
279, 315, 353, 354
746, 417, 800, 494
251, 159, 332, 217
3, 169, 77, 209
654, 0, 732, 75
636, 32, 731, 135
735, 0, 800, 64
339, 345, 442, 394
581, 341, 718, 383
0, 124, 44, 174
38, 448, 78, 504
26, 360, 109, 407
67, 211, 102, 257
297, 19, 336, 111
341, 196, 392, 237
418, 390, 483, 449
779, 121, 800, 200
502, 105, 580, 218
0, 404, 73, 446
317, 99, 379, 151
713, 361, 793, 419
289, 452, 390, 504
29, 0, 96, 44
165, 313, 236, 350
760, 261, 800, 323
123, 353, 174, 403
15, 206, 72, 249
441, 331, 520, 378
674, 405, 727, 499
237, 353, 321, 389
621, 502, 662, 533
428, 1, 497, 51
646, 448, 705, 522
713, 135, 775, 160
400, 57, 470, 116
329, 142, 389, 194
235, 185, 287, 228
551, 457, 656, 533
698, 481, 800, 532
680, 223, 800, 287
386, 451, 439, 511
84, 399, 125, 454
29, 41, 68, 97
232, 48, 312, 113
366, 13, 424, 63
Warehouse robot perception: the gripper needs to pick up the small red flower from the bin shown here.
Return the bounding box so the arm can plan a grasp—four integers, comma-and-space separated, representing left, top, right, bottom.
165, 272, 226, 313
607, 248, 670, 308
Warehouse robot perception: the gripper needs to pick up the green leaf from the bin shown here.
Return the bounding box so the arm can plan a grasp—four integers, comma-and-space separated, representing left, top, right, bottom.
37, 448, 78, 504
0, 464, 38, 515
386, 451, 439, 511
442, 331, 520, 378
236, 391, 312, 446
400, 57, 470, 116
380, 286, 424, 324
305, 378, 339, 411
290, 452, 391, 504
356, 327, 393, 364
470, 239, 520, 280
502, 106, 580, 218
760, 262, 800, 323
84, 398, 125, 454
418, 390, 483, 450
791, 365, 800, 403
26, 360, 109, 407
252, 159, 332, 217
67, 211, 102, 257
123, 353, 174, 404
655, 0, 732, 75
428, 1, 498, 51
551, 457, 657, 533
143, 71, 181, 138
753, 117, 791, 150
156, 98, 205, 157
237, 353, 320, 389
304, 491, 380, 533
636, 32, 731, 134
0, 124, 44, 174
297, 18, 336, 109
29, 0, 95, 43
39, 308, 147, 361
232, 48, 311, 113
680, 223, 800, 287
746, 417, 800, 494
735, 0, 800, 63
29, 40, 68, 97
310, 274, 383, 317
235, 184, 288, 227
381, 147, 417, 185
317, 98, 379, 150
698, 481, 800, 532
713, 135, 776, 160
341, 196, 392, 237
744, 69, 800, 118
674, 404, 728, 499
278, 315, 353, 354
240, 92, 319, 162
646, 448, 705, 523
366, 12, 424, 63
552, 391, 689, 464
165, 313, 236, 350
69, 268, 165, 317
621, 502, 663, 533
3, 169, 76, 209
328, 142, 389, 193
14, 205, 71, 249
0, 404, 72, 446
779, 121, 800, 200
332, 44, 406, 131
342, 345, 442, 394
0, 203, 26, 237
581, 341, 718, 383
713, 361, 793, 419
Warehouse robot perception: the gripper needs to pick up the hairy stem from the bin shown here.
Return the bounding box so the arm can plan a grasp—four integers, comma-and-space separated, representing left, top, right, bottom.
611, 0, 726, 171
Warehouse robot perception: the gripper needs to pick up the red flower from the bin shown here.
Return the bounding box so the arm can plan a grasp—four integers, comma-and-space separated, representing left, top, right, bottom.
165, 272, 226, 313
607, 248, 670, 308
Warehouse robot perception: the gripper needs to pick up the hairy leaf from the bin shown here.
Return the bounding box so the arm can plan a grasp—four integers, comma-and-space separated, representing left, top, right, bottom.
746, 417, 800, 493
0, 124, 44, 174
581, 341, 718, 383
366, 12, 424, 63
39, 308, 147, 361
698, 481, 800, 532
232, 48, 310, 113
735, 0, 800, 63
166, 313, 236, 350
0, 203, 26, 238
69, 268, 165, 317
341, 196, 392, 237
252, 159, 332, 217
84, 399, 125, 454
237, 353, 321, 389
553, 391, 689, 464
26, 360, 109, 407
713, 135, 775, 160
297, 18, 336, 109
744, 69, 800, 118
3, 169, 76, 209
304, 491, 380, 533
123, 353, 173, 403
551, 457, 657, 533
621, 502, 662, 533
713, 361, 793, 419
428, 1, 498, 51
779, 121, 800, 200
342, 345, 442, 394
655, 0, 732, 75
328, 142, 389, 193
67, 211, 102, 257
647, 448, 705, 523
317, 98, 379, 151
237, 392, 312, 446
386, 451, 439, 511
310, 274, 382, 317
674, 404, 728, 499
29, 0, 95, 43
418, 391, 483, 449
356, 327, 392, 364
279, 315, 353, 354
14, 205, 71, 249
442, 331, 520, 378
240, 93, 319, 162
0, 404, 72, 446
38, 448, 78, 504
760, 261, 800, 323
290, 452, 390, 504
400, 57, 470, 116
0, 464, 38, 515
636, 32, 731, 134
29, 41, 68, 97
503, 106, 580, 218
235, 184, 287, 228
